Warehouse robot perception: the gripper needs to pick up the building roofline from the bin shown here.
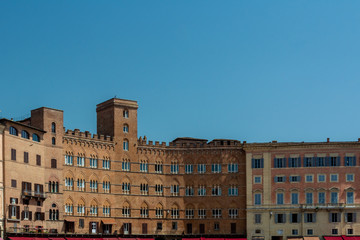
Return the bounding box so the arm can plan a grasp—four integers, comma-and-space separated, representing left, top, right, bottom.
0, 118, 47, 133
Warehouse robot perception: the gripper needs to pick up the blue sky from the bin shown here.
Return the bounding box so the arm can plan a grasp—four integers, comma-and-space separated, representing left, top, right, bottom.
1, 1, 360, 143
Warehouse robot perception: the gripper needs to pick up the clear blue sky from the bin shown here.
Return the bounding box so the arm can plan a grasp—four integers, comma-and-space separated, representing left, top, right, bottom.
1, 1, 360, 143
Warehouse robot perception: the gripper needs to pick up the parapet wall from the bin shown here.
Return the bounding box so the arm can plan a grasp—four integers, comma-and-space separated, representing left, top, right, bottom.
64, 128, 114, 143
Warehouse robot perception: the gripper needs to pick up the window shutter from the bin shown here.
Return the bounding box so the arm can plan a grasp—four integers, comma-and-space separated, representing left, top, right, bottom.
283, 158, 287, 167
329, 213, 332, 222
29, 211, 32, 220
283, 214, 286, 223
354, 157, 357, 166
325, 157, 329, 166
298, 213, 301, 223
313, 213, 316, 223
251, 159, 254, 168
275, 214, 278, 223
8, 206, 11, 218
15, 198, 18, 204
260, 158, 264, 168
274, 177, 278, 183
40, 185, 43, 193
21, 211, 25, 220
337, 156, 340, 166
337, 213, 341, 222
41, 212, 45, 220
297, 157, 301, 167
345, 213, 348, 222
16, 206, 20, 219
304, 213, 308, 223
274, 158, 276, 168
354, 213, 357, 222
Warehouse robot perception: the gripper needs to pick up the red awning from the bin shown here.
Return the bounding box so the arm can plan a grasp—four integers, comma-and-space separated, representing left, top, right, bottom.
34, 238, 48, 240
342, 237, 360, 240
206, 238, 225, 240
225, 239, 247, 240
66, 238, 90, 240
48, 238, 65, 240
137, 238, 154, 240
10, 238, 35, 240
103, 238, 118, 240
182, 239, 200, 240
324, 237, 343, 240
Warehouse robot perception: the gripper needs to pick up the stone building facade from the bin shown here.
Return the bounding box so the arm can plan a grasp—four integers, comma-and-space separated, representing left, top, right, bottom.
245, 141, 360, 240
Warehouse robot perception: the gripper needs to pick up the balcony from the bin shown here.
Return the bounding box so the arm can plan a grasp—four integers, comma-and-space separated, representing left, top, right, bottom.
22, 190, 46, 199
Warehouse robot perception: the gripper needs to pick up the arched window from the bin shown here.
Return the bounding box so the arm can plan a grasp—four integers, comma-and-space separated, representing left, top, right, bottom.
51, 122, 56, 133
52, 137, 56, 145
21, 130, 29, 139
123, 124, 129, 133
32, 134, 40, 142
123, 139, 129, 151
49, 203, 59, 221
140, 203, 149, 218
9, 127, 18, 136
123, 110, 129, 118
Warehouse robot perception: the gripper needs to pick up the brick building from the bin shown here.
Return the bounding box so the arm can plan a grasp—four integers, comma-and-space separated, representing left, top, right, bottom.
0, 98, 246, 238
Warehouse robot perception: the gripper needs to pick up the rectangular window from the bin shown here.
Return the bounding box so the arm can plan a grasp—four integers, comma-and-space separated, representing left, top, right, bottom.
255, 214, 261, 224
170, 163, 179, 174
346, 174, 354, 182
198, 209, 206, 219
307, 229, 314, 235
290, 213, 300, 223
274, 176, 286, 183
318, 174, 326, 182
211, 164, 221, 173
316, 157, 325, 167
11, 179, 16, 188
228, 163, 238, 173
228, 186, 238, 196
211, 185, 221, 196
304, 157, 314, 167
90, 158, 98, 168
275, 213, 286, 223
306, 192, 313, 204
305, 175, 313, 182
36, 155, 41, 166
77, 156, 84, 167
329, 156, 340, 167
198, 164, 206, 173
24, 152, 29, 163
347, 192, 354, 204
212, 209, 222, 218
345, 213, 357, 223
348, 229, 353, 235
65, 155, 73, 165
171, 185, 179, 196
274, 158, 286, 168
198, 186, 206, 196
122, 160, 130, 171
332, 229, 338, 235
252, 158, 264, 168
330, 213, 340, 223
254, 193, 261, 205
331, 192, 338, 204
254, 176, 262, 184
102, 159, 110, 170
318, 192, 325, 204
185, 209, 194, 219
291, 193, 299, 204
11, 149, 16, 161
289, 157, 301, 168
185, 164, 193, 174
155, 184, 163, 195
228, 208, 238, 218
345, 156, 356, 166
290, 176, 300, 182
277, 193, 284, 205
51, 159, 57, 168
292, 229, 299, 235
304, 213, 316, 223
185, 186, 194, 196
330, 174, 338, 182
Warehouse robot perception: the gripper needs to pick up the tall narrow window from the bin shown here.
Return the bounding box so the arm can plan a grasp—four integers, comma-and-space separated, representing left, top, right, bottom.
123, 124, 129, 133
52, 137, 56, 145
123, 110, 129, 118
123, 140, 129, 151
51, 122, 56, 133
